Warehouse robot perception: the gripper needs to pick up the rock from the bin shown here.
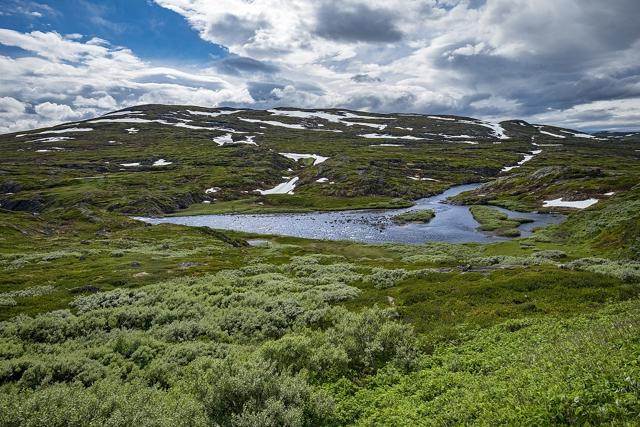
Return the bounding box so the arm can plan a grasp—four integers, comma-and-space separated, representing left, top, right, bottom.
133, 272, 150, 278
180, 262, 199, 268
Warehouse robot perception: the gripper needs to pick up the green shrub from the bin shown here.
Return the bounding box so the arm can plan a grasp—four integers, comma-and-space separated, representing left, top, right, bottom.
0, 297, 16, 307
191, 357, 333, 427
368, 268, 410, 289
533, 250, 567, 260
328, 307, 418, 373
567, 258, 640, 282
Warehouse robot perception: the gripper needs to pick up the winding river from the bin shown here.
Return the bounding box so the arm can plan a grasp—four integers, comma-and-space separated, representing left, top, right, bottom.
136, 183, 565, 244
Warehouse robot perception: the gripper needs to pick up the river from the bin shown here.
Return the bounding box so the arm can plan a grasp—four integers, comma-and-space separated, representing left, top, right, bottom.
135, 183, 565, 244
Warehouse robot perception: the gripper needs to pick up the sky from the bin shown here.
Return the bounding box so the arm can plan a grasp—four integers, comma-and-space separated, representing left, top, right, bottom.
0, 0, 639, 134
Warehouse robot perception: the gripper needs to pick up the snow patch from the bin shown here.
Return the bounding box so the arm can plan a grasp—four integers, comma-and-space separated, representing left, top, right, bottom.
256, 177, 299, 195
120, 162, 141, 167
213, 133, 257, 146
268, 109, 393, 123
316, 178, 329, 183
187, 109, 245, 118
408, 176, 439, 181
213, 134, 233, 146
92, 116, 243, 132
37, 127, 93, 135
28, 136, 74, 143
427, 116, 456, 121
239, 118, 307, 130
103, 110, 144, 117
152, 159, 173, 167
169, 122, 222, 131
461, 120, 509, 140
560, 130, 595, 139
501, 150, 541, 172
267, 109, 392, 131
279, 152, 329, 166
430, 133, 476, 139
543, 198, 599, 209
345, 122, 387, 130
89, 118, 154, 124
214, 127, 246, 134
539, 130, 566, 139
359, 133, 425, 140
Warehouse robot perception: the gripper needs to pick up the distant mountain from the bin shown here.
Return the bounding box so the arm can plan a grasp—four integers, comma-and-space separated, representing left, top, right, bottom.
593, 130, 640, 141
1, 105, 632, 217
8, 105, 600, 143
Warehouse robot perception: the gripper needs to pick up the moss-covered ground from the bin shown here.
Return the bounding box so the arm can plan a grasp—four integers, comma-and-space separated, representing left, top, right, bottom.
391, 209, 436, 225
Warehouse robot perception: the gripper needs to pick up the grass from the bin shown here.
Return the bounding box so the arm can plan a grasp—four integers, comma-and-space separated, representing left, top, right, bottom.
391, 209, 435, 225
469, 205, 533, 237
169, 195, 415, 216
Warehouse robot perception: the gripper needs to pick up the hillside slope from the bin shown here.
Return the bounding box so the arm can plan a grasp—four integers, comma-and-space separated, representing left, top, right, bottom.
3, 105, 636, 216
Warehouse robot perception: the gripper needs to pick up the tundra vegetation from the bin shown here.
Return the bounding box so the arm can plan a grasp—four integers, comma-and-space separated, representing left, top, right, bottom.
469, 205, 533, 237
0, 106, 639, 425
391, 209, 436, 225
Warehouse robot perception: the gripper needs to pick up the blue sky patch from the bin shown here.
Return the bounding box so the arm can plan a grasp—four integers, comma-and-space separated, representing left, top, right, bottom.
0, 0, 228, 64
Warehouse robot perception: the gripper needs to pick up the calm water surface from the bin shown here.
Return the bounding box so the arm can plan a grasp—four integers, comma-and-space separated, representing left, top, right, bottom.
136, 184, 565, 244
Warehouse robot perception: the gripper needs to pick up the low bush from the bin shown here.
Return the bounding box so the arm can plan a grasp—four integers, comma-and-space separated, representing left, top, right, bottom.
367, 268, 410, 289
391, 209, 435, 225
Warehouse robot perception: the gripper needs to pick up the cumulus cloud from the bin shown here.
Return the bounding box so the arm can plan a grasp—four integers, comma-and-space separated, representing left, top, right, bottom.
34, 102, 83, 121
0, 0, 639, 132
314, 3, 403, 43
0, 29, 252, 133
147, 0, 640, 129
0, 97, 41, 134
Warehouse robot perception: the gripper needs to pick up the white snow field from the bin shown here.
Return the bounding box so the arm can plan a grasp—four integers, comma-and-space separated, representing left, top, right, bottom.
543, 198, 599, 209
256, 177, 300, 195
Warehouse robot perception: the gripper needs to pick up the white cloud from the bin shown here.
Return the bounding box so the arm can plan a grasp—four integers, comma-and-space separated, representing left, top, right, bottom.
0, 96, 40, 134
74, 95, 118, 110
0, 96, 26, 115
34, 102, 82, 121
0, 29, 253, 133
530, 98, 640, 131
0, 29, 108, 62
145, 0, 639, 130
0, 1, 639, 133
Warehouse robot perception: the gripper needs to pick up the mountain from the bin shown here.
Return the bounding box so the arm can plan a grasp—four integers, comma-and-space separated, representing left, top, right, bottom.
1, 104, 632, 217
